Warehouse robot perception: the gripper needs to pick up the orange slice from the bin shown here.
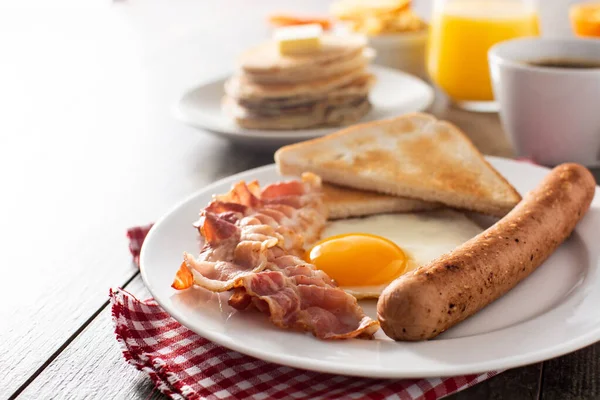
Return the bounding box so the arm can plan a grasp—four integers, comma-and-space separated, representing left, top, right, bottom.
570, 2, 600, 37
268, 14, 332, 31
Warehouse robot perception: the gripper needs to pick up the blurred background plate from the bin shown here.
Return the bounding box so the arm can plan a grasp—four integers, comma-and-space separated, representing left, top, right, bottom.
173, 65, 434, 148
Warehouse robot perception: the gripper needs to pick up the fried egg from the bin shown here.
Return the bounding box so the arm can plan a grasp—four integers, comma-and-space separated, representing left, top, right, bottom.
305, 210, 484, 299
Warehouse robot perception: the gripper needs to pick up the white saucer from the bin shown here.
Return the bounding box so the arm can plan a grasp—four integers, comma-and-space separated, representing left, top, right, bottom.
140, 157, 600, 378
173, 65, 434, 148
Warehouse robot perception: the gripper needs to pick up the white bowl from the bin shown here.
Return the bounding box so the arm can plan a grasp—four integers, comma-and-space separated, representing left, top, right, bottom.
489, 37, 600, 167
367, 30, 428, 79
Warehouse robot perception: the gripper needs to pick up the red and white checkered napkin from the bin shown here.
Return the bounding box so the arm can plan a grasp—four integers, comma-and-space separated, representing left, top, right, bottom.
112, 225, 499, 400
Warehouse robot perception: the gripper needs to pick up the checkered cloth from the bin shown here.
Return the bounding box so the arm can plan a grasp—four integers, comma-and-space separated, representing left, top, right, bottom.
112, 225, 500, 400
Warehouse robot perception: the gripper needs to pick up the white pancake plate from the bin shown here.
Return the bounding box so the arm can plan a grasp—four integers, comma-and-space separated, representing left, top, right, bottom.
174, 65, 435, 148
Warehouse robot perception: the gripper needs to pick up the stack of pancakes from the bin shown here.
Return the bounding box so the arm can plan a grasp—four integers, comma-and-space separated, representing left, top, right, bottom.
223, 35, 375, 130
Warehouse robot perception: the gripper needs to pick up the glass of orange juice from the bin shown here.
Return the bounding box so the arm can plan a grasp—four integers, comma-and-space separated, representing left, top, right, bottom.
427, 0, 540, 112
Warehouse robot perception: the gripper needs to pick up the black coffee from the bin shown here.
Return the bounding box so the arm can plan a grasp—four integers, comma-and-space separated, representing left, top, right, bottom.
525, 59, 600, 69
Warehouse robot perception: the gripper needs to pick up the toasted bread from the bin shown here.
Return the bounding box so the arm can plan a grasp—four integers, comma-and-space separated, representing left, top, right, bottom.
275, 113, 522, 217
322, 183, 439, 219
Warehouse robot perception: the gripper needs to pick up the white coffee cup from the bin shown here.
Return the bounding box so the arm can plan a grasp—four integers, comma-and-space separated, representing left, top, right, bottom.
489, 38, 600, 167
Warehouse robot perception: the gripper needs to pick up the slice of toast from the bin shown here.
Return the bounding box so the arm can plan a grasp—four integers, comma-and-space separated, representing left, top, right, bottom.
275, 113, 522, 217
322, 183, 439, 219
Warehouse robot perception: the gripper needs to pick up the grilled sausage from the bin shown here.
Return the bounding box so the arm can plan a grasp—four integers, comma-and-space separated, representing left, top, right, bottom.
377, 163, 596, 341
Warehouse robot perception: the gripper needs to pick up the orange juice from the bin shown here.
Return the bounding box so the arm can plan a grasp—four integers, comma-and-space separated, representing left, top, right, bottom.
570, 3, 600, 37
427, 0, 539, 103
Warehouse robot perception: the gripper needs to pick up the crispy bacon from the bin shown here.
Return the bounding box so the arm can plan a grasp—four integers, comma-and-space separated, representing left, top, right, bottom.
178, 173, 325, 292
228, 288, 253, 310
172, 172, 380, 339
234, 271, 378, 339
261, 180, 307, 198
198, 212, 239, 246
172, 262, 194, 290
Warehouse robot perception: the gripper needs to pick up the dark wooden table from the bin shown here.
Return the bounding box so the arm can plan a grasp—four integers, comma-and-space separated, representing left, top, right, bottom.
2, 1, 598, 399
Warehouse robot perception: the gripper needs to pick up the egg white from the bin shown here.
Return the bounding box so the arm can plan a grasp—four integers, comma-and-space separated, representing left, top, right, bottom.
319, 210, 485, 299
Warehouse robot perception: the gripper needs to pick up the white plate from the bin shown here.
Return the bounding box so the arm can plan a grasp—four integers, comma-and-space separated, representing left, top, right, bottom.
140, 157, 600, 378
173, 65, 434, 148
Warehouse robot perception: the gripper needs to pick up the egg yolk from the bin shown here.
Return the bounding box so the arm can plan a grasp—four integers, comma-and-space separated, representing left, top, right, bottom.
305, 233, 407, 286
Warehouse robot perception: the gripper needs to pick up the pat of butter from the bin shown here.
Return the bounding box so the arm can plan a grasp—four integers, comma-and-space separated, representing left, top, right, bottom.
274, 24, 323, 55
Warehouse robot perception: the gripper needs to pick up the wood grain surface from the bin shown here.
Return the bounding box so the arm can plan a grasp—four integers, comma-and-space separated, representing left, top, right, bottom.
447, 364, 542, 400
17, 277, 157, 400
2, 0, 598, 399
0, 2, 275, 395
541, 343, 600, 400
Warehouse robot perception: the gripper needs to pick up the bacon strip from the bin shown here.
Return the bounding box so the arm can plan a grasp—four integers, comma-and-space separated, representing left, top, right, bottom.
172, 173, 380, 340
176, 173, 325, 292
230, 260, 379, 339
